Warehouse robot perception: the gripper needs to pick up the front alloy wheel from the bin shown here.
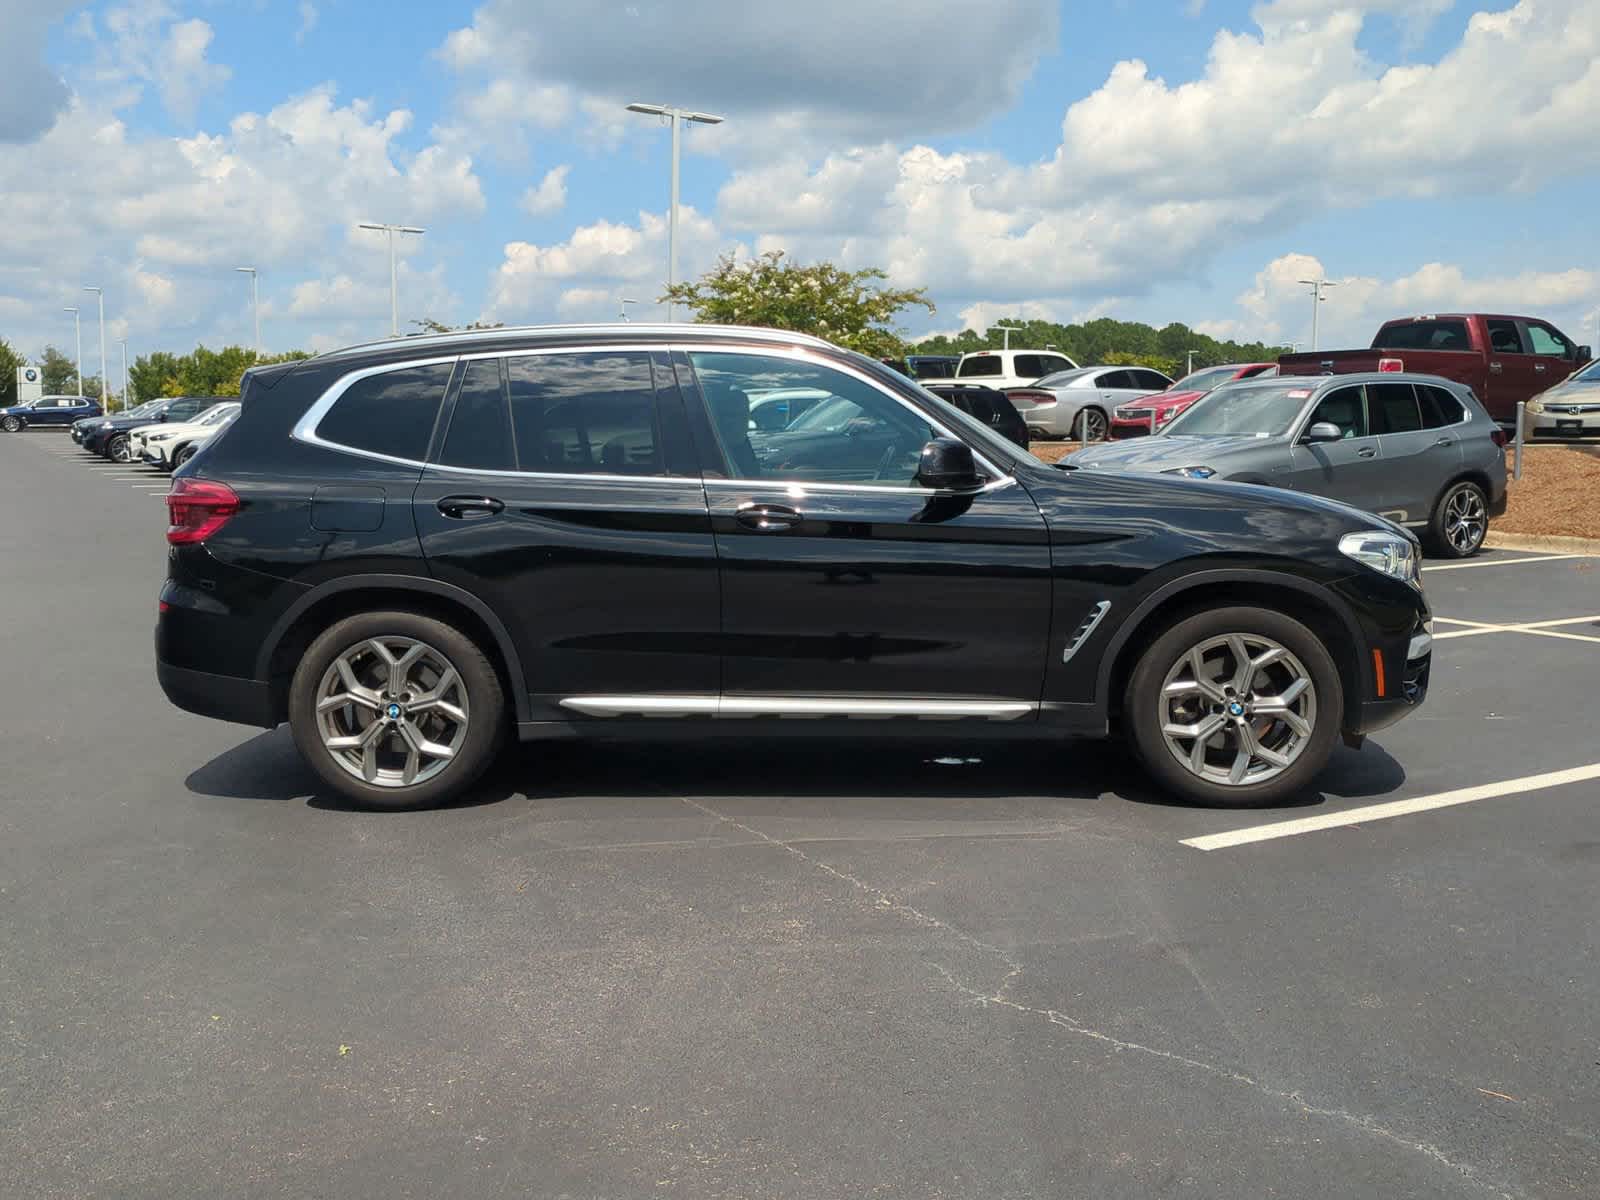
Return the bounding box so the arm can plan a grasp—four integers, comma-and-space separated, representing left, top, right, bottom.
1126, 606, 1343, 807
1, 416, 21, 433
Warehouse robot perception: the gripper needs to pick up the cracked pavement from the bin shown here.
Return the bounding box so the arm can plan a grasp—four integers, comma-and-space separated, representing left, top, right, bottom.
3, 430, 1598, 1198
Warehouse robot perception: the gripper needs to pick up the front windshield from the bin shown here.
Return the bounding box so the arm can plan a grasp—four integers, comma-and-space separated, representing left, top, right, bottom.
1160, 382, 1313, 437
1572, 360, 1600, 383
1168, 366, 1240, 394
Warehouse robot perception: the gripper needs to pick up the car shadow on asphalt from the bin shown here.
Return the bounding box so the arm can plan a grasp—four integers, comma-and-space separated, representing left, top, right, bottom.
185, 726, 1408, 816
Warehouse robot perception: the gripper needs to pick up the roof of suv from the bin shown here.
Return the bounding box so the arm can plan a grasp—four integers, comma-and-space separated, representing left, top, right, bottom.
312, 323, 839, 365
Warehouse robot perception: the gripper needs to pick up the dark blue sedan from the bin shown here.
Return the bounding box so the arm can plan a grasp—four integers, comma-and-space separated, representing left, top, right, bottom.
1, 395, 103, 432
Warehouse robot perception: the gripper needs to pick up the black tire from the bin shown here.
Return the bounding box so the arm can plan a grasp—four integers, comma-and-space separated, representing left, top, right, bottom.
106, 433, 130, 462
1426, 479, 1488, 559
173, 443, 197, 469
288, 611, 507, 811
1124, 606, 1344, 808
1, 415, 21, 433
1075, 407, 1108, 442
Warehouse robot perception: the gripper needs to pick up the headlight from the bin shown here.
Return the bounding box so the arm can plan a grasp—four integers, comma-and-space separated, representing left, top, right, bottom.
149, 432, 175, 441
1526, 399, 1545, 414
1339, 531, 1420, 585
1163, 466, 1216, 479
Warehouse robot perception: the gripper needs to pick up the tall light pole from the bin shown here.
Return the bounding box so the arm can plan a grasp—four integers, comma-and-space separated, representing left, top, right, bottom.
1186, 348, 1200, 376
357, 223, 425, 337
83, 286, 107, 410
994, 321, 1024, 350
1298, 278, 1338, 352
118, 339, 130, 410
236, 266, 260, 355
625, 103, 724, 321
618, 296, 638, 322
63, 307, 83, 396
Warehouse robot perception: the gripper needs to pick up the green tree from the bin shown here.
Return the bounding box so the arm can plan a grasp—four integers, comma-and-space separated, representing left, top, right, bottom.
661, 251, 935, 358
911, 316, 1286, 371
411, 318, 505, 334
1101, 350, 1182, 378
37, 345, 82, 396
129, 351, 183, 405
0, 337, 23, 406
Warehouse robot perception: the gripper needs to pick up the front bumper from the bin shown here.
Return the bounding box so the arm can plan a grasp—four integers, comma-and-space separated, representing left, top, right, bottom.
142, 443, 171, 466
1109, 416, 1152, 439
1528, 407, 1600, 435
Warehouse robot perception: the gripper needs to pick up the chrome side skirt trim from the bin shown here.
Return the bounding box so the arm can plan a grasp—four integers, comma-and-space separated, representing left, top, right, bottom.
558, 695, 1036, 721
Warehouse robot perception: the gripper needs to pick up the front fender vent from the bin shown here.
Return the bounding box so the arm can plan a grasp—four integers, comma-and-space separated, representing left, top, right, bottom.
1062, 601, 1112, 664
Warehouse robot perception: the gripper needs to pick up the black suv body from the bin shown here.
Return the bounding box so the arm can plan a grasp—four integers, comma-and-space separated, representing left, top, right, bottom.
157, 325, 1432, 809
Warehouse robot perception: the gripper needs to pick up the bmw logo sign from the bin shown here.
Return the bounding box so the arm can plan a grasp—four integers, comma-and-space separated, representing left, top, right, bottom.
23, 367, 38, 382
386, 703, 402, 720
1227, 701, 1245, 717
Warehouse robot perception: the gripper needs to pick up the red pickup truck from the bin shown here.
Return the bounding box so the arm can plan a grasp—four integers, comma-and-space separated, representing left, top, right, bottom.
1278, 314, 1592, 424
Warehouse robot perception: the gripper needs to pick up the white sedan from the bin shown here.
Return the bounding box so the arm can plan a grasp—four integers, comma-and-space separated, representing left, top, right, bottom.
1005, 365, 1173, 440
131, 401, 241, 470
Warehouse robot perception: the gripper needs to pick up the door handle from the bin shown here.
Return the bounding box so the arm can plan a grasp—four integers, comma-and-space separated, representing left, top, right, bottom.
1356, 447, 1377, 459
1489, 362, 1503, 374
1434, 437, 1454, 447
735, 502, 803, 531
436, 495, 504, 519
1534, 363, 1547, 373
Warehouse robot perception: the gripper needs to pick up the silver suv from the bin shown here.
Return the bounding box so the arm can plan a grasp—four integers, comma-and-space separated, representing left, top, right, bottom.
1067, 372, 1507, 558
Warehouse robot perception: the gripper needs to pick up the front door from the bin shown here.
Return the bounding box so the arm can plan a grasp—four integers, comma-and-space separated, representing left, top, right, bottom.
411, 348, 721, 721
1523, 320, 1580, 397
679, 348, 1053, 711
1285, 384, 1387, 510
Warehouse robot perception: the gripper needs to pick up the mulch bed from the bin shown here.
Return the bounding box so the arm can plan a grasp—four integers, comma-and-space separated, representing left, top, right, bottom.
1023, 440, 1600, 542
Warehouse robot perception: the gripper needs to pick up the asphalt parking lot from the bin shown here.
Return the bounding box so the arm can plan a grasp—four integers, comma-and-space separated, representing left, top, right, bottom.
4, 429, 1598, 1199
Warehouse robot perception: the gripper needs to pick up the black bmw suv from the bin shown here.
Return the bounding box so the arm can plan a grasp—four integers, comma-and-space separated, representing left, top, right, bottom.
156, 324, 1432, 810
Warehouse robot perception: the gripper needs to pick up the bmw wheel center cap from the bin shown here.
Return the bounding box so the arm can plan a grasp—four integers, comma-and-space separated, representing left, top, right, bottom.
386, 703, 402, 720
1228, 701, 1245, 717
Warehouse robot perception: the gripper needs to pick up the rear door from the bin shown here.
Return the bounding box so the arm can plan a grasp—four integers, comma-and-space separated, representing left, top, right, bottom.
411, 347, 720, 721
1284, 384, 1387, 510
1367, 381, 1459, 522
1483, 318, 1537, 419
682, 347, 1052, 710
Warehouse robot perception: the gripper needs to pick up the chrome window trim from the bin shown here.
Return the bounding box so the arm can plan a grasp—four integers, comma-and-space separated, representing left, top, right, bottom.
295, 340, 1017, 492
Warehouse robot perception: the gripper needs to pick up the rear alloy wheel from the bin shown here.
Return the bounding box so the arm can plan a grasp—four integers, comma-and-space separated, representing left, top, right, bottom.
1126, 607, 1343, 807
1428, 481, 1487, 559
1075, 407, 1108, 441
1, 415, 21, 433
107, 434, 131, 462
289, 612, 506, 810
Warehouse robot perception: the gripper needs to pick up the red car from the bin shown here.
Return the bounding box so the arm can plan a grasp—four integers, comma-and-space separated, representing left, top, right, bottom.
1109, 363, 1278, 438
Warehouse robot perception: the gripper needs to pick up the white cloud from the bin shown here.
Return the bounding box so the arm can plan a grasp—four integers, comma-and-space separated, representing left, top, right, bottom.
438, 0, 1059, 151
0, 0, 76, 140
97, 3, 232, 123
296, 2, 318, 44
520, 165, 570, 217
1232, 252, 1600, 348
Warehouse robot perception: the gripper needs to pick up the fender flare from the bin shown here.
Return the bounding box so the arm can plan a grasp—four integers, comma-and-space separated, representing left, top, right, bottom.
1091, 567, 1370, 711
254, 573, 530, 722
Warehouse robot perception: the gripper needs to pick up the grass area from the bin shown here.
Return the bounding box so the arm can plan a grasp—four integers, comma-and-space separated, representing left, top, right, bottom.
1024, 440, 1600, 542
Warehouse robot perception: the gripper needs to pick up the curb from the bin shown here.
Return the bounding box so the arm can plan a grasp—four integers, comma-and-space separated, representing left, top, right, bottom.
1484, 531, 1600, 555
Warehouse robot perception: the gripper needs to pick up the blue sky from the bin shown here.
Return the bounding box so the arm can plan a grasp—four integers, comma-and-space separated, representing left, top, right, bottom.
3, 0, 1598, 368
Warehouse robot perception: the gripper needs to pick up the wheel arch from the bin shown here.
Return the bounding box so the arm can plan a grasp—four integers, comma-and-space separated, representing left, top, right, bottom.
1097, 569, 1368, 731
256, 574, 529, 725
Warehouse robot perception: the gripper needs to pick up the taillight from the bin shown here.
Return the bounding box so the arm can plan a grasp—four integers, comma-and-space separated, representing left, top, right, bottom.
167, 478, 240, 545
1007, 389, 1056, 407
1378, 357, 1404, 373
1491, 428, 1508, 448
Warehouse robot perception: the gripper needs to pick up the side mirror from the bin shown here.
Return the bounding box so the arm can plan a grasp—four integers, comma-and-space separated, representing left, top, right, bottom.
1576, 344, 1592, 363
915, 438, 983, 491
1302, 421, 1343, 444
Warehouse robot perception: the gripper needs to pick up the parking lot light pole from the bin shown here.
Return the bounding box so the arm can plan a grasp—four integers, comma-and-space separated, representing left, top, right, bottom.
64, 307, 83, 396
119, 339, 130, 410
618, 297, 637, 322
83, 287, 106, 410
1297, 278, 1337, 351
995, 322, 1024, 351
625, 103, 724, 321
236, 266, 260, 355
357, 223, 426, 337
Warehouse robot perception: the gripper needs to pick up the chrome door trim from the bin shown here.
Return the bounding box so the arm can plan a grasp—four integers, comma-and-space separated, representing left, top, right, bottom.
558, 695, 1037, 720
290, 355, 461, 469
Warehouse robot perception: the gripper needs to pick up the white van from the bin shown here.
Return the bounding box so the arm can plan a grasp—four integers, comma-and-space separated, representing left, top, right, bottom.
953, 348, 1079, 390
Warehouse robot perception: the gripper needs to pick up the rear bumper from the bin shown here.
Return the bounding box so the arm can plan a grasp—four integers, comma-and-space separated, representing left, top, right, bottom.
156, 658, 277, 728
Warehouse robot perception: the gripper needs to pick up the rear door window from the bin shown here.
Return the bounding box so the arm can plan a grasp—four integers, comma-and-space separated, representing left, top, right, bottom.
1368, 383, 1423, 435
506, 351, 662, 476
1417, 384, 1466, 428
440, 359, 515, 471
317, 362, 454, 462
1012, 354, 1047, 380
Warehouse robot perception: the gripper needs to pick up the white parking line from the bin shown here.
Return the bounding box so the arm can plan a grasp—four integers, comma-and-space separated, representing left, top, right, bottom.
1182, 762, 1600, 851
1433, 615, 1600, 644
1423, 553, 1588, 572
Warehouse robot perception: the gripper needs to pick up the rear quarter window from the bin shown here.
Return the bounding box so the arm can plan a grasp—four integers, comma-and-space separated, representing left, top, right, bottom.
957, 356, 1002, 377
316, 362, 454, 462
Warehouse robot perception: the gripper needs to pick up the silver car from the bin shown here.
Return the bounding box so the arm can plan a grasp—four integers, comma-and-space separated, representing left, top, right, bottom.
1006, 365, 1172, 441
1066, 372, 1508, 558
1526, 358, 1600, 436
